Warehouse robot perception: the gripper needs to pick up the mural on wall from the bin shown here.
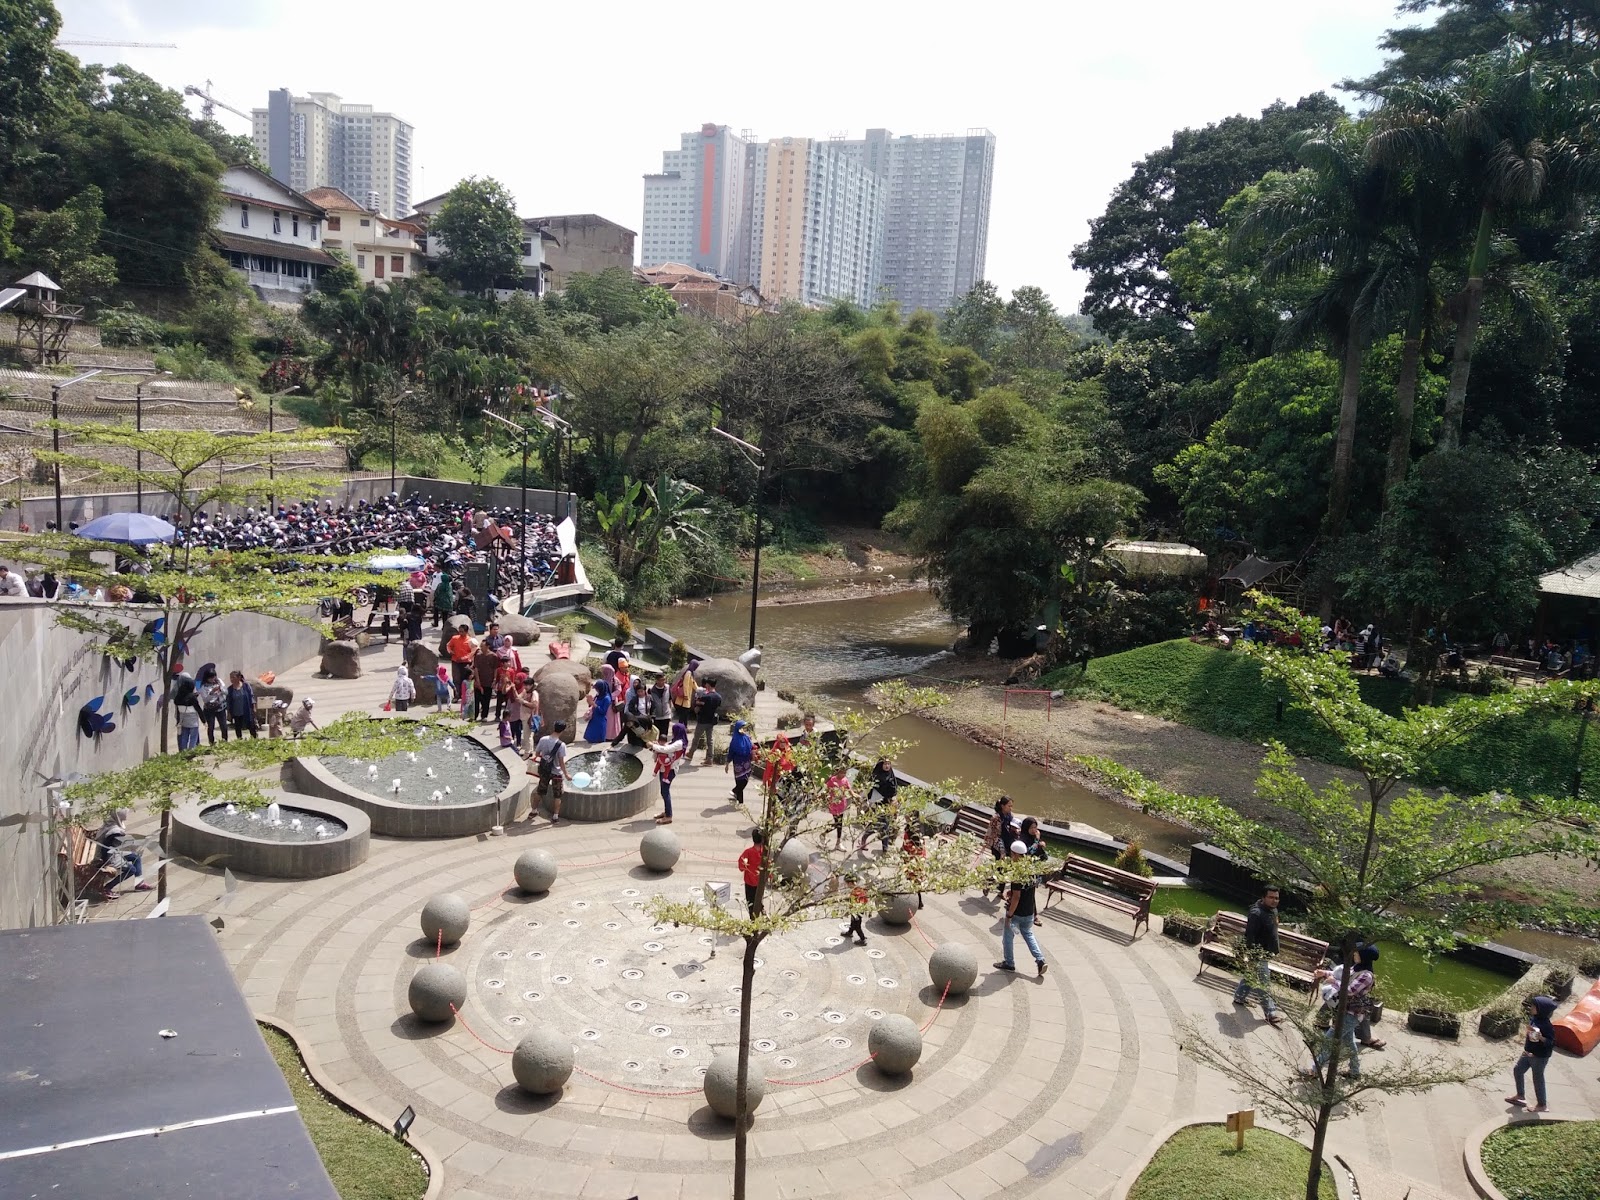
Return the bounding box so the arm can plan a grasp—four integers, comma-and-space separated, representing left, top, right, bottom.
76, 696, 117, 738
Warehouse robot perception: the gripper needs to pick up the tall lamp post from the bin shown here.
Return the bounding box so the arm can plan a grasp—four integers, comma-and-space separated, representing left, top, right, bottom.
264, 384, 300, 515
482, 407, 529, 609
712, 426, 765, 650
388, 387, 414, 495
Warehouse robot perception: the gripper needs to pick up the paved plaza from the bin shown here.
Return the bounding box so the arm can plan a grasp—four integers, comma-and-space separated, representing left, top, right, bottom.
142, 639, 1599, 1200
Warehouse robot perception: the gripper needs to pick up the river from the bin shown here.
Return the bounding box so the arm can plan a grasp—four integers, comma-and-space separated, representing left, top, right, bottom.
636, 586, 1195, 858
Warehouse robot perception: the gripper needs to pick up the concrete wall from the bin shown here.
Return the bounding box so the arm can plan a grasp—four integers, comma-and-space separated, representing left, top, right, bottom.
536, 214, 637, 290
0, 599, 324, 930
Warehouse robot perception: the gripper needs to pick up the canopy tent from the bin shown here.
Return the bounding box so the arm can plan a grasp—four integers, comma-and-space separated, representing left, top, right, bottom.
1103, 539, 1207, 577
1219, 555, 1291, 589
71, 512, 176, 545
366, 552, 425, 571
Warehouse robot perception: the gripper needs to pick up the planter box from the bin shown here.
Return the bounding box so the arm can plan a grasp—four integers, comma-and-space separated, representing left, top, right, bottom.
1546, 976, 1574, 1001
1161, 918, 1203, 945
1406, 1010, 1461, 1039
1479, 1010, 1521, 1039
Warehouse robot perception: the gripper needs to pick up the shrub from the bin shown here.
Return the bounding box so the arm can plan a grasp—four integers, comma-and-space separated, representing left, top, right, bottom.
1479, 999, 1524, 1039
614, 611, 635, 642
1544, 961, 1576, 996
667, 639, 688, 672
1577, 943, 1600, 977
1113, 838, 1154, 878
153, 343, 237, 383
578, 545, 624, 610
96, 304, 163, 347
1408, 988, 1460, 1017
1161, 911, 1204, 942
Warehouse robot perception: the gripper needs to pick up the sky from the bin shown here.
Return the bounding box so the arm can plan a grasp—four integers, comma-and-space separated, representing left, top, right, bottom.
56, 0, 1423, 312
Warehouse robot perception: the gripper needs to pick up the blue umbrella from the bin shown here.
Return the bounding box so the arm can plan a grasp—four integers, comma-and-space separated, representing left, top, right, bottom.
73, 512, 177, 545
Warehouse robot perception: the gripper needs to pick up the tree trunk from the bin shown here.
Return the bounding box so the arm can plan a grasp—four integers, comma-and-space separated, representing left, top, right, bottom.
1383, 310, 1425, 507
1437, 206, 1494, 453
1306, 934, 1356, 1200
1325, 324, 1366, 541
733, 930, 764, 1200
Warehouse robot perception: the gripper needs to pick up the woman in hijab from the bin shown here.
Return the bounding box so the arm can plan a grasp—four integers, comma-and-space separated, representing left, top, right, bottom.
648, 721, 688, 824
582, 674, 614, 744
602, 663, 623, 741
724, 719, 755, 807
670, 657, 699, 726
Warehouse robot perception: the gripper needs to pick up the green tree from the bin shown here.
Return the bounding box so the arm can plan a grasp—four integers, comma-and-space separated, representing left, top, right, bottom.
0, 0, 84, 192
429, 177, 523, 297
1352, 1, 1600, 92
9, 185, 118, 296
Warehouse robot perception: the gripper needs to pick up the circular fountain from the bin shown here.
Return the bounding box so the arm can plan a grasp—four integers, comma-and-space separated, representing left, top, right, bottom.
170, 795, 370, 879
287, 721, 530, 836
535, 747, 657, 822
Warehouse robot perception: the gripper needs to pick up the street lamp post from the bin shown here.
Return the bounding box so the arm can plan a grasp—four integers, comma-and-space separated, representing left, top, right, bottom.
712, 426, 766, 650
482, 406, 531, 610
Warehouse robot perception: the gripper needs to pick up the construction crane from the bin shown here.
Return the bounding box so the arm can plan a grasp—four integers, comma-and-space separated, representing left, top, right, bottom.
183, 80, 250, 123
57, 39, 178, 49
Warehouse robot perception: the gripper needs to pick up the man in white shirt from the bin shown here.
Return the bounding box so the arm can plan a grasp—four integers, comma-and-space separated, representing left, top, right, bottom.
0, 564, 26, 596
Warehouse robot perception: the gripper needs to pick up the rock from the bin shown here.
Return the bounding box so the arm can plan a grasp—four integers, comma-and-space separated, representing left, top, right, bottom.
255, 682, 295, 706
703, 1051, 766, 1119
774, 839, 810, 882
692, 658, 756, 715
639, 827, 681, 871
513, 849, 558, 894
493, 612, 545, 647
320, 639, 362, 679
533, 660, 592, 742
406, 641, 441, 704
420, 892, 470, 947
408, 963, 466, 1022
868, 1013, 922, 1075
879, 893, 918, 926
928, 944, 979, 996
512, 1028, 573, 1095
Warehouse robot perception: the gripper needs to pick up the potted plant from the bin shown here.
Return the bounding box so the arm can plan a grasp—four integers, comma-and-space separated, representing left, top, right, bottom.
1367, 996, 1384, 1023
1578, 944, 1600, 978
1544, 960, 1576, 1001
1406, 989, 1462, 1039
1478, 997, 1524, 1040
1161, 911, 1205, 945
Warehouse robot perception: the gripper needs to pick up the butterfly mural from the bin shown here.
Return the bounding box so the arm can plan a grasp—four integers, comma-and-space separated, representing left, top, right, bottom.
77, 696, 117, 738
122, 687, 140, 709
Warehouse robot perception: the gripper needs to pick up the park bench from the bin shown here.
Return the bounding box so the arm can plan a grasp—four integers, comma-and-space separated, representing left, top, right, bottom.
935, 804, 995, 846
58, 825, 115, 913
1042, 853, 1157, 937
1196, 911, 1328, 989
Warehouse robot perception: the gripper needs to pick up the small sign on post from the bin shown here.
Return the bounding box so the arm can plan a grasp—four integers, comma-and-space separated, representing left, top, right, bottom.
1226, 1107, 1255, 1150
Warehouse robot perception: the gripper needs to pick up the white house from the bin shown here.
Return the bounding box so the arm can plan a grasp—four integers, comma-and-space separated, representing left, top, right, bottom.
303, 187, 426, 288
212, 165, 335, 301
406, 195, 554, 299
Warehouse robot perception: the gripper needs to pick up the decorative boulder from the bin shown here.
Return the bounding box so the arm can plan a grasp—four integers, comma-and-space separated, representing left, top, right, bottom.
879, 893, 918, 926
703, 1051, 766, 1119
406, 641, 441, 704
639, 827, 681, 872
692, 658, 756, 715
254, 682, 295, 707
774, 839, 810, 882
420, 892, 470, 947
514, 849, 558, 894
511, 1028, 574, 1095
868, 1013, 923, 1075
928, 944, 980, 997
408, 963, 467, 1022
533, 660, 593, 743
493, 612, 545, 647
320, 639, 362, 679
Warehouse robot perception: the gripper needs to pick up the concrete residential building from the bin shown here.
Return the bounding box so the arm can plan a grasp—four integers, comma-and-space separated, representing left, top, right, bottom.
211, 165, 334, 302
301, 187, 425, 287
641, 124, 754, 284
252, 90, 414, 221
530, 215, 637, 289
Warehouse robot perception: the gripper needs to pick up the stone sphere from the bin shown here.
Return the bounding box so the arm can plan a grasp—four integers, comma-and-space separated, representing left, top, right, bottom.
513, 849, 558, 894
420, 892, 470, 947
928, 943, 980, 996
702, 1051, 766, 1119
868, 1013, 923, 1075
879, 893, 918, 926
408, 963, 467, 1022
774, 839, 810, 882
511, 1028, 573, 1095
639, 827, 682, 872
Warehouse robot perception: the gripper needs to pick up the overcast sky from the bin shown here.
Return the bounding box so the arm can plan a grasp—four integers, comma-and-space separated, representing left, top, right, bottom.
57, 0, 1421, 311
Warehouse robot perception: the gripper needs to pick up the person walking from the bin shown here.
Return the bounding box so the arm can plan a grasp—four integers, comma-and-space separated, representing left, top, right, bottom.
446, 623, 475, 699
1506, 995, 1559, 1112
1305, 943, 1379, 1081
687, 678, 721, 765
841, 873, 868, 945
737, 829, 765, 916
902, 824, 926, 909
995, 840, 1047, 977
431, 571, 453, 628
225, 670, 258, 739
859, 757, 898, 853
826, 767, 851, 849
531, 722, 572, 823
388, 665, 416, 712
198, 666, 228, 745
472, 642, 498, 723
176, 700, 202, 751
648, 722, 687, 824
725, 719, 755, 806
981, 795, 1019, 900
505, 672, 529, 752
1231, 885, 1285, 1026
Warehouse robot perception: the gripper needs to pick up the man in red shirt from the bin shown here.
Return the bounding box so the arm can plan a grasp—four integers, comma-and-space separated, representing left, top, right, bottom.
737, 829, 765, 916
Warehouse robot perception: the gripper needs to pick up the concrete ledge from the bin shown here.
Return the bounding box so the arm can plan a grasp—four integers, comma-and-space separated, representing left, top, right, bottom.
1463, 1113, 1574, 1200
255, 1014, 444, 1200
170, 794, 370, 879
1109, 1117, 1354, 1200
535, 746, 657, 822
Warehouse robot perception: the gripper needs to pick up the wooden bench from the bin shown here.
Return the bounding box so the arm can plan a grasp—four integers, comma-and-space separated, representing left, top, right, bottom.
935, 804, 995, 845
1042, 853, 1157, 937
58, 825, 115, 913
1196, 910, 1329, 989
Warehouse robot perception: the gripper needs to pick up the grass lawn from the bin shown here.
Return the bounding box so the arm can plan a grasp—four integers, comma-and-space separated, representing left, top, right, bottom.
1480, 1120, 1600, 1200
1041, 639, 1598, 801
1127, 1122, 1335, 1200
260, 1025, 428, 1200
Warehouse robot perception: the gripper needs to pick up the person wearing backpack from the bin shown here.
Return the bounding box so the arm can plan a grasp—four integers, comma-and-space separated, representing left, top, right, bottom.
531, 722, 572, 823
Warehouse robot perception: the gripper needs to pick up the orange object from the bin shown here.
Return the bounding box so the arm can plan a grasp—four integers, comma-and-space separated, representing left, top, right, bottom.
1553, 979, 1600, 1056
547, 640, 570, 660
257, 671, 276, 684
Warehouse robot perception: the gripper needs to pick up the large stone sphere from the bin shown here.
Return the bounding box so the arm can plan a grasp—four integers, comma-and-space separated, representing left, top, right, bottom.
408, 963, 467, 1022
511, 1028, 573, 1095
702, 1051, 766, 1119
513, 849, 558, 894
420, 892, 470, 947
928, 943, 980, 996
774, 839, 810, 882
639, 827, 682, 872
879, 893, 918, 926
868, 1013, 923, 1075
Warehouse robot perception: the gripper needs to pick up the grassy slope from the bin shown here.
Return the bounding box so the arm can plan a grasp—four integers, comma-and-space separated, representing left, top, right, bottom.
1127, 1123, 1336, 1200
1043, 639, 1598, 800
261, 1025, 427, 1200
1480, 1120, 1600, 1200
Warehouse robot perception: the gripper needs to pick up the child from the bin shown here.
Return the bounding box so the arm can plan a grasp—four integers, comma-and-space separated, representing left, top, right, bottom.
176, 702, 202, 752
267, 699, 286, 738
290, 697, 318, 738
388, 665, 416, 712
434, 663, 452, 713
841, 873, 867, 945
498, 718, 516, 749
826, 768, 852, 849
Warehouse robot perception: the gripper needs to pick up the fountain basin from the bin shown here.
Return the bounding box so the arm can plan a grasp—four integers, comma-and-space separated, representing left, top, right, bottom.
538, 747, 657, 823
287, 722, 530, 837
170, 795, 369, 879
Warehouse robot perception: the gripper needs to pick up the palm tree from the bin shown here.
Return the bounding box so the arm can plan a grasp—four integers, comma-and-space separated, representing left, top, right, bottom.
1369, 45, 1600, 451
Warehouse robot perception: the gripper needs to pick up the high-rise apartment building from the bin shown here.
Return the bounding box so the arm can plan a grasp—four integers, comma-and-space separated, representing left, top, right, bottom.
641, 124, 993, 313
252, 90, 414, 218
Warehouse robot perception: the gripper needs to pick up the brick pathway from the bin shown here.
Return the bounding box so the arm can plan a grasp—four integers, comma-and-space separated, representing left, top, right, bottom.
145, 638, 1597, 1200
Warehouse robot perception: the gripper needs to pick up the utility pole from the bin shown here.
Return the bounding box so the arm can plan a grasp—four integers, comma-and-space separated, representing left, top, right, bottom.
712, 426, 766, 650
